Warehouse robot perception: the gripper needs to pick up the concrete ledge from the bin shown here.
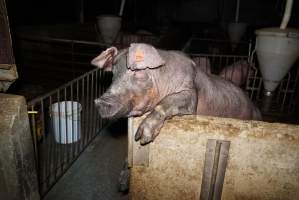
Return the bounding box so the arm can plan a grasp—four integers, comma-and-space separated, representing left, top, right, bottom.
129, 115, 299, 200
0, 94, 40, 200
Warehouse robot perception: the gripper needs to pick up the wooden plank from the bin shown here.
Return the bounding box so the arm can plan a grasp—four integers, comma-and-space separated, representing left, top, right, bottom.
132, 140, 149, 166
129, 115, 299, 200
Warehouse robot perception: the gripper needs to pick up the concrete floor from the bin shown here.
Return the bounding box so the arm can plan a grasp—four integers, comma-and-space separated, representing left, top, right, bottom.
44, 119, 128, 200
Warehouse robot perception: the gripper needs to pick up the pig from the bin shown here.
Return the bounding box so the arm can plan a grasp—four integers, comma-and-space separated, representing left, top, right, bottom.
91, 43, 261, 145
219, 60, 251, 87
192, 56, 211, 74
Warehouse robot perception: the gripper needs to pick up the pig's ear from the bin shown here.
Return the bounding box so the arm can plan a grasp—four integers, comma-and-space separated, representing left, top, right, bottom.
91, 47, 118, 71
113, 49, 128, 64
127, 43, 165, 70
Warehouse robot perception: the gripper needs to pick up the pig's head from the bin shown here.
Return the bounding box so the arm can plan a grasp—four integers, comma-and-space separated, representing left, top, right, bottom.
91, 43, 165, 119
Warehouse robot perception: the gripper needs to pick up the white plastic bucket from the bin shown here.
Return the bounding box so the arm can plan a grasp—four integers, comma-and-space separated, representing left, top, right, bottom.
96, 15, 122, 45
50, 101, 82, 144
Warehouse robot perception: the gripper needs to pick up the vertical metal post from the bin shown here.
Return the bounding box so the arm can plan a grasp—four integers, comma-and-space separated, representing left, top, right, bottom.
200, 139, 230, 200
90, 71, 95, 138
85, 74, 90, 145
70, 84, 74, 160
64, 88, 68, 167
76, 80, 80, 156
80, 77, 85, 151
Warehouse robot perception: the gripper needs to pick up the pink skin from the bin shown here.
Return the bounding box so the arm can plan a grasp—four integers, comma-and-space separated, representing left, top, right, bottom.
220, 60, 250, 87
91, 44, 261, 145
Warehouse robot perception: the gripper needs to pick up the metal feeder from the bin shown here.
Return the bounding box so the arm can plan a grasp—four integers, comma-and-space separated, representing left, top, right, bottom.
255, 27, 299, 112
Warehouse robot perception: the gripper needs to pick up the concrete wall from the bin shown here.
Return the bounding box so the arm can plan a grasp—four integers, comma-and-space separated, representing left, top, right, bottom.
0, 94, 40, 200
128, 115, 299, 200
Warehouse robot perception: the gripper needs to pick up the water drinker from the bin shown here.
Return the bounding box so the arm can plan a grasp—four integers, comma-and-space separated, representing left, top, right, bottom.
255, 27, 299, 111
96, 15, 122, 45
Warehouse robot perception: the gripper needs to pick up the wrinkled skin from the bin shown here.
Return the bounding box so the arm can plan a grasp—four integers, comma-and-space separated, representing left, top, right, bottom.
91, 43, 261, 145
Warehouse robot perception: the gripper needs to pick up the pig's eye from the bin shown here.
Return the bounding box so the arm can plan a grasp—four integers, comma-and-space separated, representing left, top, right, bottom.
133, 70, 149, 81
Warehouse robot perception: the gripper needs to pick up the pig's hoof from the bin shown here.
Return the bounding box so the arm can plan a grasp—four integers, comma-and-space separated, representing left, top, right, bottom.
135, 125, 154, 145
140, 135, 153, 145
134, 129, 142, 141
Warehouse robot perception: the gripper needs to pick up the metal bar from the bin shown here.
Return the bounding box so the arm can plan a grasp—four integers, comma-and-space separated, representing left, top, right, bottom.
99, 70, 103, 130
200, 139, 230, 200
64, 87, 69, 168
28, 68, 99, 105
85, 74, 90, 145
247, 39, 252, 59
18, 52, 95, 67
281, 73, 291, 112
277, 77, 284, 104
288, 67, 299, 113
70, 84, 74, 161
76, 80, 80, 156
40, 100, 47, 188
90, 71, 95, 138
257, 77, 263, 102
19, 45, 98, 58
213, 141, 230, 200
190, 53, 248, 59
48, 95, 54, 187
251, 67, 259, 100
95, 70, 99, 134
190, 37, 250, 45
208, 141, 221, 200
80, 77, 85, 151
56, 91, 62, 178
16, 35, 106, 47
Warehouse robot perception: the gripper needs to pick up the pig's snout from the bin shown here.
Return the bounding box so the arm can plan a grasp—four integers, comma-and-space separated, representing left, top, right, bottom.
94, 95, 130, 118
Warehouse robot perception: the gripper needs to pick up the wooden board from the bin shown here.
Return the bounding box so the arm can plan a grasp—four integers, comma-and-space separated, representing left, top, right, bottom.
129, 115, 299, 200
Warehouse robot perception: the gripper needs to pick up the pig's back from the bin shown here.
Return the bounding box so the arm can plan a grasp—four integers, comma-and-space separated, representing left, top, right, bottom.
154, 50, 196, 91
195, 69, 261, 120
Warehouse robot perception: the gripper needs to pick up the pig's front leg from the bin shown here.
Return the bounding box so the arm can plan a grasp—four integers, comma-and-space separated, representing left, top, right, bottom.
135, 90, 197, 145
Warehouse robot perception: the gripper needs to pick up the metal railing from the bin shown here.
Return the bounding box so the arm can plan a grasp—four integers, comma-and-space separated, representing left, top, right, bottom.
183, 37, 299, 122
190, 52, 299, 120
14, 35, 107, 95
246, 59, 299, 116
20, 33, 160, 197
27, 68, 112, 197
182, 37, 252, 56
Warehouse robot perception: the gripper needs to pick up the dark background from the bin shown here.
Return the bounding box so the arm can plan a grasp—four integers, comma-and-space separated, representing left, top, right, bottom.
5, 0, 299, 30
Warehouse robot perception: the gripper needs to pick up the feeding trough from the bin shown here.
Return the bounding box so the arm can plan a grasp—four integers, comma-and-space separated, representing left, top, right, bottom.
254, 0, 299, 112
